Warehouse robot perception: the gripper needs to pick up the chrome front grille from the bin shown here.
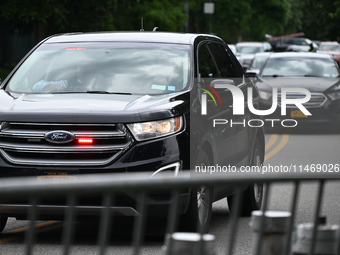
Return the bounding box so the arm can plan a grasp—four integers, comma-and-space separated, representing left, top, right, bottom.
278, 92, 327, 108
0, 122, 132, 166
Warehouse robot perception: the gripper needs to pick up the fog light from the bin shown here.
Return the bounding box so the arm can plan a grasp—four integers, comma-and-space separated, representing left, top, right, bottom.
150, 162, 181, 177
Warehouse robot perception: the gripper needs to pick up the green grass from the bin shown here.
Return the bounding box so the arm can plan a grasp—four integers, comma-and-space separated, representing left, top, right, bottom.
0, 67, 12, 80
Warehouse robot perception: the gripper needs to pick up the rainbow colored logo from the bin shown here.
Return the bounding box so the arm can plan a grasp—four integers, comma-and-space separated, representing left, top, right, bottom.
198, 82, 223, 106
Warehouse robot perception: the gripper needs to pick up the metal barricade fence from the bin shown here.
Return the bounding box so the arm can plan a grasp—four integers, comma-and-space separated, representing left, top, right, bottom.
0, 171, 339, 255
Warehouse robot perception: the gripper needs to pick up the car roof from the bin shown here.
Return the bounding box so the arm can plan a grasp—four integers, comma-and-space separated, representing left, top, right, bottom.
268, 52, 332, 59
43, 31, 221, 45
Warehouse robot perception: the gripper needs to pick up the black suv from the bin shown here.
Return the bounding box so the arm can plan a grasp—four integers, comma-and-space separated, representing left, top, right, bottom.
0, 32, 265, 233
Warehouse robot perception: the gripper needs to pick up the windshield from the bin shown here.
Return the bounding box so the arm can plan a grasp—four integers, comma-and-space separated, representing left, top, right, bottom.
6, 42, 190, 94
250, 54, 270, 70
237, 46, 263, 54
319, 44, 340, 51
261, 57, 340, 77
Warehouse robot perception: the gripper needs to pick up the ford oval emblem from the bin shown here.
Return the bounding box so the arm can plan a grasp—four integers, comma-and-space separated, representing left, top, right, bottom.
45, 130, 75, 144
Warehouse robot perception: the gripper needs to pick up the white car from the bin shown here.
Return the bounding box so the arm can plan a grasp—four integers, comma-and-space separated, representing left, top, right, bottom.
236, 42, 272, 69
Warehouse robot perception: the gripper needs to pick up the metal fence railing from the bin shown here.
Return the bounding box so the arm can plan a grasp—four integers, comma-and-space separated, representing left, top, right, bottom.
0, 171, 339, 255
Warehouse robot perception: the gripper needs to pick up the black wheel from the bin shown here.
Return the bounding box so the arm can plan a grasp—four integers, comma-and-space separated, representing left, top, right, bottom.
180, 150, 213, 232
0, 214, 8, 233
228, 138, 264, 216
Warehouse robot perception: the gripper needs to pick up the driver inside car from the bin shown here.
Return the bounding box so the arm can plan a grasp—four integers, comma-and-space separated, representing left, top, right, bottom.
32, 62, 88, 92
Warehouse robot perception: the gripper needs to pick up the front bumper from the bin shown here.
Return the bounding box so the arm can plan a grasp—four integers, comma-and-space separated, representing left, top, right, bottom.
259, 97, 340, 129
0, 132, 191, 220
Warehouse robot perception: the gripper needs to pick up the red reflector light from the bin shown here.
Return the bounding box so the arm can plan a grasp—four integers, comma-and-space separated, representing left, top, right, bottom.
78, 138, 93, 145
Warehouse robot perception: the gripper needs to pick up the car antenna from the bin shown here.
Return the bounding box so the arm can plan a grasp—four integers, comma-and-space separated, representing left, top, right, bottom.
140, 17, 144, 32
153, 27, 159, 32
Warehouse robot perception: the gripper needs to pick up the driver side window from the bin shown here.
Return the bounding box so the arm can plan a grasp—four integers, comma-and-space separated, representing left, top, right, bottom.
198, 44, 220, 79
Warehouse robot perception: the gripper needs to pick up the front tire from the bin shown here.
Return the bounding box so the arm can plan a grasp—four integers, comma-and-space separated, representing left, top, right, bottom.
228, 137, 264, 216
180, 150, 213, 232
0, 215, 8, 233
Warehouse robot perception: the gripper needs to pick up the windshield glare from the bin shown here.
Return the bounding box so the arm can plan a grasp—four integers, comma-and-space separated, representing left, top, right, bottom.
237, 46, 263, 54
6, 43, 190, 94
319, 44, 340, 51
250, 54, 270, 69
261, 57, 340, 77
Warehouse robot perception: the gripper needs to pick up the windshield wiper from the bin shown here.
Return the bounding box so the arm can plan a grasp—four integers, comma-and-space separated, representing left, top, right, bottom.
262, 74, 283, 78
86, 91, 132, 95
304, 74, 322, 77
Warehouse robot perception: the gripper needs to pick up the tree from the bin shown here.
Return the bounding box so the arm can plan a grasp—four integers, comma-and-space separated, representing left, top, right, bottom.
0, 0, 116, 42
212, 0, 292, 43
300, 0, 340, 41
0, 0, 187, 42
0, 0, 339, 63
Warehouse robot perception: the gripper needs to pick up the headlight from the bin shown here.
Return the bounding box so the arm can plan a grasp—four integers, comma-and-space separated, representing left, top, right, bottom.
259, 91, 271, 100
328, 84, 340, 100
0, 122, 6, 132
127, 117, 183, 141
328, 90, 340, 100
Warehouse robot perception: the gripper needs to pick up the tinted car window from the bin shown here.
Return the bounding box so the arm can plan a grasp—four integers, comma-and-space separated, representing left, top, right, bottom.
198, 43, 220, 79
7, 43, 190, 94
208, 43, 239, 78
225, 47, 245, 78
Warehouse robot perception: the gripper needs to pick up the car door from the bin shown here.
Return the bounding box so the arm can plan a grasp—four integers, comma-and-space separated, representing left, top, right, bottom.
195, 41, 239, 166
208, 42, 251, 166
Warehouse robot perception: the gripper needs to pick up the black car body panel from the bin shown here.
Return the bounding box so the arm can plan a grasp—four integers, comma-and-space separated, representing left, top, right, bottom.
0, 32, 265, 224
0, 91, 188, 123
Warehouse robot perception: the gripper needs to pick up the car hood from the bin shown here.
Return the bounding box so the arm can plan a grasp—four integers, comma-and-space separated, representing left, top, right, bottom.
256, 77, 340, 93
0, 91, 189, 123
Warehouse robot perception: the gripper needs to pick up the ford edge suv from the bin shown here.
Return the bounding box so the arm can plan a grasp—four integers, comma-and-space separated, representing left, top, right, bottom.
0, 31, 265, 233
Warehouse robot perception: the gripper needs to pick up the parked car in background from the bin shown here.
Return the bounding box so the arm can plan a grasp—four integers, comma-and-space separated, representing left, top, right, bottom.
228, 44, 241, 62
270, 37, 319, 52
0, 31, 265, 233
250, 52, 340, 129
317, 41, 340, 65
228, 44, 237, 55
236, 42, 272, 69
247, 52, 272, 73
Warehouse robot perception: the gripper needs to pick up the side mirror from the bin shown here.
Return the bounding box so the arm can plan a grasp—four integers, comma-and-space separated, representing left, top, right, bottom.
210, 79, 234, 89
246, 69, 259, 78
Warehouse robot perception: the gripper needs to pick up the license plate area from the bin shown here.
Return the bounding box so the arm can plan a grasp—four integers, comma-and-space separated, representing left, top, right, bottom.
37, 170, 78, 181
290, 110, 308, 118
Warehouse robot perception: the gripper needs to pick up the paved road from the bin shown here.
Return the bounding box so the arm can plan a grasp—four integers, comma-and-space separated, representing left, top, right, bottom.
1, 128, 340, 254
210, 128, 340, 255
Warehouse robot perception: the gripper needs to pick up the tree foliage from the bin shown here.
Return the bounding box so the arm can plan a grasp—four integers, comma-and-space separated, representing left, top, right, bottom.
0, 0, 339, 45
299, 0, 340, 41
